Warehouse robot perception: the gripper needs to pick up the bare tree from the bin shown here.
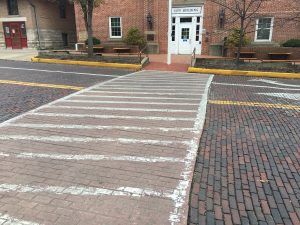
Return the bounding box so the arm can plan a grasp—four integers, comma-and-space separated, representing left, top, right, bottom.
207, 0, 266, 63
73, 0, 104, 57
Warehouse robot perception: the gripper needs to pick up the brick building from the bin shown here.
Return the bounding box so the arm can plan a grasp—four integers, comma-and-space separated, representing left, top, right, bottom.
74, 0, 300, 55
0, 0, 77, 49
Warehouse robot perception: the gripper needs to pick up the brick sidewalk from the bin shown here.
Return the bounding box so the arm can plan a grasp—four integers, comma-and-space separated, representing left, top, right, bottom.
0, 71, 211, 225
189, 76, 300, 225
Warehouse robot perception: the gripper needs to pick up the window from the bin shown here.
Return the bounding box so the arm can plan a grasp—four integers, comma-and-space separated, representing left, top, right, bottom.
20, 22, 27, 38
109, 17, 122, 38
255, 17, 273, 42
171, 17, 176, 42
59, 0, 67, 18
7, 0, 19, 15
180, 17, 192, 23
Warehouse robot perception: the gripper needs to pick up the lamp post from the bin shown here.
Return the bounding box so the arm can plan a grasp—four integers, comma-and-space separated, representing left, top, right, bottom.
167, 0, 172, 65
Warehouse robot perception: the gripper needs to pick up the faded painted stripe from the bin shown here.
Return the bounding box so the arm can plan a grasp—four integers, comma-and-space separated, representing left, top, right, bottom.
8, 123, 195, 132
250, 79, 300, 87
63, 99, 198, 106
47, 105, 197, 112
0, 183, 173, 198
1, 152, 184, 163
212, 82, 300, 91
0, 80, 83, 90
29, 112, 195, 121
76, 95, 201, 100
209, 100, 300, 110
257, 92, 300, 101
0, 212, 41, 225
86, 90, 202, 96
169, 76, 213, 225
0, 135, 189, 146
0, 66, 119, 77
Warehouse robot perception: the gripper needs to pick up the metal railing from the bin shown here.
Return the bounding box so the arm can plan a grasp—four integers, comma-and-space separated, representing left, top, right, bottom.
139, 46, 148, 64
191, 47, 196, 66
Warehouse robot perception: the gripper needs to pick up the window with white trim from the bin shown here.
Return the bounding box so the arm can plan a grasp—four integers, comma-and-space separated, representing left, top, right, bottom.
109, 17, 122, 38
255, 17, 273, 42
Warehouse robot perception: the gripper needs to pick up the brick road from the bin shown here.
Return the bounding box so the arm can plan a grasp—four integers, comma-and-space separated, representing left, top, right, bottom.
0, 60, 130, 123
189, 76, 300, 225
0, 70, 212, 225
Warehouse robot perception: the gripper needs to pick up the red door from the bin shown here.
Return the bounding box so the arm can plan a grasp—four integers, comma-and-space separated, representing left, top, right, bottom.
10, 23, 22, 49
3, 22, 27, 49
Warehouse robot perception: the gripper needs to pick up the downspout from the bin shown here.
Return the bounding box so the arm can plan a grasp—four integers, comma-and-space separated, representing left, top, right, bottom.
27, 0, 41, 49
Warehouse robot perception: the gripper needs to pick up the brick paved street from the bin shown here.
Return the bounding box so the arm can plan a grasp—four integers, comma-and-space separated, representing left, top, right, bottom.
189, 76, 300, 225
0, 60, 130, 123
0, 68, 212, 225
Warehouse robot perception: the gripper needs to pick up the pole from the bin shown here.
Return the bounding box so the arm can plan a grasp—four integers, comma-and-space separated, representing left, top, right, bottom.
167, 0, 172, 65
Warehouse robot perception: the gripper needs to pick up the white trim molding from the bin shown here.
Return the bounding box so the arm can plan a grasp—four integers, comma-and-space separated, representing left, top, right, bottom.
0, 17, 27, 22
254, 17, 274, 42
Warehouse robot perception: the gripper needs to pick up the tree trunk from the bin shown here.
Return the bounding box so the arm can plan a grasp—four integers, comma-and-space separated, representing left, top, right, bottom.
87, 0, 94, 58
236, 18, 245, 66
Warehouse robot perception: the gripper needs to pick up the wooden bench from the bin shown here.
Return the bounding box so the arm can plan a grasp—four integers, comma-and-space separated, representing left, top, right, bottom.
240, 57, 258, 62
236, 51, 256, 59
92, 46, 104, 53
262, 59, 300, 65
51, 50, 70, 54
113, 47, 131, 55
268, 53, 291, 60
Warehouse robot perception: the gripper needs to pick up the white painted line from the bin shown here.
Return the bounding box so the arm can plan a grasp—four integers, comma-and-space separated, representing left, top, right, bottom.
103, 85, 206, 88
29, 112, 195, 121
1, 151, 184, 163
257, 92, 300, 100
213, 82, 300, 91
169, 75, 213, 225
63, 100, 198, 106
250, 79, 300, 88
86, 90, 202, 96
0, 66, 120, 77
111, 81, 207, 85
94, 87, 202, 91
0, 135, 189, 146
76, 95, 200, 101
47, 105, 197, 112
0, 212, 41, 225
0, 183, 173, 198
8, 123, 195, 132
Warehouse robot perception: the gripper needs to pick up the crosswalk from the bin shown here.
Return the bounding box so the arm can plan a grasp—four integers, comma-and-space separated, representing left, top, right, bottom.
0, 71, 212, 225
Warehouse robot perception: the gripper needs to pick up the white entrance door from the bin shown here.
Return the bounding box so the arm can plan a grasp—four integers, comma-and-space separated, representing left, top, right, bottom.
179, 23, 193, 54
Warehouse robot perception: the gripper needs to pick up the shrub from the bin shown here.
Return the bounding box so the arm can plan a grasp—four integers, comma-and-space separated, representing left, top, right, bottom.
124, 27, 146, 50
225, 29, 250, 48
85, 37, 101, 45
282, 39, 300, 47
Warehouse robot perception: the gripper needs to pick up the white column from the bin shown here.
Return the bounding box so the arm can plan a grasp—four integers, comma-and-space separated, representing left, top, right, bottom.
167, 0, 172, 65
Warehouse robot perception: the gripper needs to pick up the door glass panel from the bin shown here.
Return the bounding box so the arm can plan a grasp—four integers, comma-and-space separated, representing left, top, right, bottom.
3, 24, 10, 38
181, 28, 190, 40
20, 22, 27, 38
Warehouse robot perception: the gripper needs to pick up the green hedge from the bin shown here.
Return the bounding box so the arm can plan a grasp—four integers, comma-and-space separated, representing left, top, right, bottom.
85, 37, 101, 45
282, 39, 300, 47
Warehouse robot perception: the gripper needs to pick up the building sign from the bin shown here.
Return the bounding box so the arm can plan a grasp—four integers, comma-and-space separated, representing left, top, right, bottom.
172, 7, 202, 15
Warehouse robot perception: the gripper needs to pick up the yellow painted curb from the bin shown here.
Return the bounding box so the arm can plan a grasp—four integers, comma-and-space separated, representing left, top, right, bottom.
188, 67, 300, 79
32, 57, 142, 71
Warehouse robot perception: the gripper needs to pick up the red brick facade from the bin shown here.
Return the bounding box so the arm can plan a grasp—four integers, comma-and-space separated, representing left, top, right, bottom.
74, 0, 300, 55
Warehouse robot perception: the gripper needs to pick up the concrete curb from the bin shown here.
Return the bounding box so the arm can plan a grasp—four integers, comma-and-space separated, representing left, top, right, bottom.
188, 67, 300, 79
31, 57, 142, 71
